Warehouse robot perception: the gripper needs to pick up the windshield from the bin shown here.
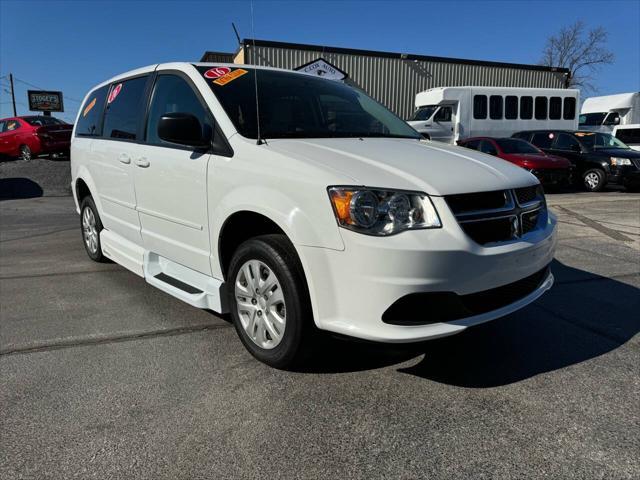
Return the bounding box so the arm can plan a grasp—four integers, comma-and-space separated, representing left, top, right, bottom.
575, 131, 631, 150
197, 66, 421, 140
23, 116, 65, 127
410, 106, 438, 121
579, 112, 607, 126
495, 138, 542, 154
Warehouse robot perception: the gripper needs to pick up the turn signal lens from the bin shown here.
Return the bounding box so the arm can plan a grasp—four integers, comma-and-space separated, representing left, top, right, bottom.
328, 187, 441, 236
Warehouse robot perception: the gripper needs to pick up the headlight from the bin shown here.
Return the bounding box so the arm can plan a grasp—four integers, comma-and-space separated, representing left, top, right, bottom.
611, 157, 632, 166
328, 187, 441, 236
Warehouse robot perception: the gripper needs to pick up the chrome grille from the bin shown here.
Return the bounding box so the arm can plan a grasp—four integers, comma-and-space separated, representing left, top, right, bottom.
446, 186, 547, 245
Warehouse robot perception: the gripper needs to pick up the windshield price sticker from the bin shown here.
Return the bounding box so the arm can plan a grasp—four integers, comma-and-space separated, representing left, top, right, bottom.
212, 68, 248, 86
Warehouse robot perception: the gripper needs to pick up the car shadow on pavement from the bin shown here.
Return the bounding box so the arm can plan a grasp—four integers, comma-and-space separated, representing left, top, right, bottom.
0, 178, 44, 200
398, 259, 640, 387
298, 260, 640, 385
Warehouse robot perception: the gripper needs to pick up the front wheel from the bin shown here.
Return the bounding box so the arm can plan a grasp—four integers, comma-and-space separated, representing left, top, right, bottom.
582, 168, 606, 192
227, 234, 313, 369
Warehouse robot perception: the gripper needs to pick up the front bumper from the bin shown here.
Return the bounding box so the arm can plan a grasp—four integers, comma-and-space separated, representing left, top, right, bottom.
299, 196, 557, 343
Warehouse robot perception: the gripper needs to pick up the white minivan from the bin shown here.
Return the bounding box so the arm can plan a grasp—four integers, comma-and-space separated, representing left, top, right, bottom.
72, 63, 557, 368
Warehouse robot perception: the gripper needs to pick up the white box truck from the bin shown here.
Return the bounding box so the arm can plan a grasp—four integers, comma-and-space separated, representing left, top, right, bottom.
579, 92, 640, 132
408, 86, 580, 144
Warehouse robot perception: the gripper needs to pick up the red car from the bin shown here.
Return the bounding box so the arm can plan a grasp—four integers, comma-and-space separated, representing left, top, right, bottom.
0, 115, 72, 161
458, 137, 572, 186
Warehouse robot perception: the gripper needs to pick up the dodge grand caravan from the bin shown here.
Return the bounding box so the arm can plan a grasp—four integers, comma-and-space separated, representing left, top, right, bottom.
71, 63, 557, 368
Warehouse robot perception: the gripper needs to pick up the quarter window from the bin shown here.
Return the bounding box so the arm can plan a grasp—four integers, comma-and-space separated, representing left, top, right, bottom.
473, 95, 487, 119
102, 76, 149, 140
146, 74, 211, 146
520, 96, 533, 120
563, 97, 576, 120
489, 96, 503, 120
76, 85, 109, 137
535, 97, 547, 120
505, 96, 518, 120
549, 97, 562, 120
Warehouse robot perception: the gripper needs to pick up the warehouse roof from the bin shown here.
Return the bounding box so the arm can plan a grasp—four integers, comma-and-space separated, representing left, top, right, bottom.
201, 38, 570, 74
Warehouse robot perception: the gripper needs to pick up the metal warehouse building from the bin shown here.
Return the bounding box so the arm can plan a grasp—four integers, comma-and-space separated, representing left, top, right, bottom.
201, 39, 570, 120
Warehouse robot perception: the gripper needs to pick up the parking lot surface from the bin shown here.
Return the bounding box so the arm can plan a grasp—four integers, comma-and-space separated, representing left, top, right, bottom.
1, 164, 639, 479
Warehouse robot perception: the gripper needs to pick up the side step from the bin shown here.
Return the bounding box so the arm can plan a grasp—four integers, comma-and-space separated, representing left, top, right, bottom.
144, 252, 227, 313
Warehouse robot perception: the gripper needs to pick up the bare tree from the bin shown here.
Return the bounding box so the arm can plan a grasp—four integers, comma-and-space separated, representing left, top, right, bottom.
540, 21, 614, 92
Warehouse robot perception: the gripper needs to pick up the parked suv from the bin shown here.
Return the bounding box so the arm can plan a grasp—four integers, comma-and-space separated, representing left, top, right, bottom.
458, 137, 572, 187
0, 115, 72, 160
512, 130, 640, 191
71, 63, 556, 368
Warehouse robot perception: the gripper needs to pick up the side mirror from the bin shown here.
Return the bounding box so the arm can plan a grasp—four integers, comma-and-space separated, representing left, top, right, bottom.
157, 112, 210, 148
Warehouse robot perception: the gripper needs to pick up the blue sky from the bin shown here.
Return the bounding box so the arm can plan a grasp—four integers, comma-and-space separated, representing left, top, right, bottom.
1, 0, 638, 121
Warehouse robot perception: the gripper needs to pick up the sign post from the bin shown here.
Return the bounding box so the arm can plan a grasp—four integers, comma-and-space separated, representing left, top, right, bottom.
27, 90, 64, 116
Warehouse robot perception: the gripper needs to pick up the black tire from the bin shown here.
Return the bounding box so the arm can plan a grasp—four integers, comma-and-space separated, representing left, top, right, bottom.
227, 234, 313, 369
80, 196, 108, 262
19, 145, 32, 161
582, 168, 606, 192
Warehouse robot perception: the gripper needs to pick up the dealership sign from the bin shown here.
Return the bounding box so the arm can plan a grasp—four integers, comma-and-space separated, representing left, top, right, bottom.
27, 90, 64, 112
295, 58, 348, 81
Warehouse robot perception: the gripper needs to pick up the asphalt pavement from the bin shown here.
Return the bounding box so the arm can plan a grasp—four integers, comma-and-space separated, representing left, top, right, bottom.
1, 165, 639, 479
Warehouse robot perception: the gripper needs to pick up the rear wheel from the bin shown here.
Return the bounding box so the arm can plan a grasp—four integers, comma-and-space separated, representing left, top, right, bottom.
582, 168, 605, 192
227, 234, 313, 369
18, 145, 32, 161
80, 196, 107, 262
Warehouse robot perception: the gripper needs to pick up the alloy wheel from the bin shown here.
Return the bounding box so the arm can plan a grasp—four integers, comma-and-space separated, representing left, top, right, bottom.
82, 206, 99, 254
234, 259, 287, 349
584, 172, 600, 190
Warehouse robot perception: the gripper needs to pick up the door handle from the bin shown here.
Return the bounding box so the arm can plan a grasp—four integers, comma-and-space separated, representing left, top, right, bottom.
118, 153, 131, 164
135, 157, 150, 168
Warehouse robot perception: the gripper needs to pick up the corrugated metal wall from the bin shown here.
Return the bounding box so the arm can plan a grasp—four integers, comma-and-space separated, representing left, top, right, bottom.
245, 45, 568, 119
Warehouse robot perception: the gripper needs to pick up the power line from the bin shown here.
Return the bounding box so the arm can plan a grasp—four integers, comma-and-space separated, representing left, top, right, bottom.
13, 77, 82, 103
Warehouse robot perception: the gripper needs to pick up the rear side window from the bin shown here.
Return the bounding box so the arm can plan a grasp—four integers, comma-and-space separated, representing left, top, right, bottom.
479, 140, 498, 155
615, 128, 640, 144
102, 76, 149, 140
505, 96, 518, 119
146, 74, 212, 146
463, 139, 481, 150
489, 96, 503, 120
473, 95, 487, 119
549, 97, 562, 120
535, 97, 547, 120
76, 86, 109, 137
520, 97, 533, 120
531, 132, 554, 149
563, 97, 576, 120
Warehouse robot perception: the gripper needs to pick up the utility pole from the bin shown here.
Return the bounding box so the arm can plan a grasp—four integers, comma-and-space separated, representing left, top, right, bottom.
9, 73, 17, 116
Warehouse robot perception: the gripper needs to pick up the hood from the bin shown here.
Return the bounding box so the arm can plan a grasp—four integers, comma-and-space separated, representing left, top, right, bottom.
501, 153, 572, 169
266, 138, 538, 196
592, 148, 640, 159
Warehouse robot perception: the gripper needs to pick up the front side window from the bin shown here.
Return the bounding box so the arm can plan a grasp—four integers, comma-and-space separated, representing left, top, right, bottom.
411, 105, 438, 121
530, 132, 555, 149
549, 97, 562, 120
146, 74, 212, 146
434, 106, 452, 122
554, 133, 581, 151
603, 112, 620, 126
575, 132, 630, 150
579, 112, 606, 126
563, 97, 576, 120
76, 85, 109, 137
505, 96, 518, 119
473, 95, 487, 119
102, 76, 149, 140
535, 97, 547, 120
198, 66, 420, 140
495, 138, 541, 154
489, 96, 503, 120
520, 96, 533, 120
479, 140, 498, 155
